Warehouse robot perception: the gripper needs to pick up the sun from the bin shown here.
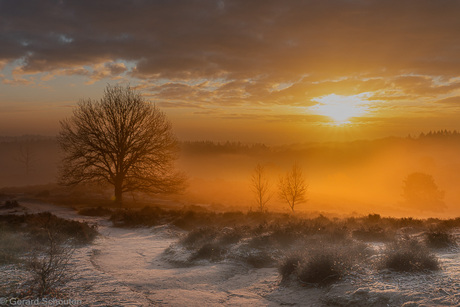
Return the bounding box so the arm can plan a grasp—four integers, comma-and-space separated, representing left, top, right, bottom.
311, 93, 371, 125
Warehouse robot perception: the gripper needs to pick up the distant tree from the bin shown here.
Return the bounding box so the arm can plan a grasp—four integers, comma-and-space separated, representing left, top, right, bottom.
278, 163, 308, 212
16, 144, 37, 174
402, 172, 445, 212
250, 164, 272, 211
58, 85, 186, 205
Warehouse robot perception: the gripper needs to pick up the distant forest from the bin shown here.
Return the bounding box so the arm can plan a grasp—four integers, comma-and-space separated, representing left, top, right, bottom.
1, 129, 460, 150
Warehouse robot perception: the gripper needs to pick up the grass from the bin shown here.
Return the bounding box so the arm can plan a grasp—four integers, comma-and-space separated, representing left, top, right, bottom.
0, 228, 29, 265
0, 212, 98, 245
0, 212, 98, 297
107, 206, 459, 286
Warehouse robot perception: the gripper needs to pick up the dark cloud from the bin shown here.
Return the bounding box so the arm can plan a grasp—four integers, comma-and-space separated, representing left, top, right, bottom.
3, 0, 460, 109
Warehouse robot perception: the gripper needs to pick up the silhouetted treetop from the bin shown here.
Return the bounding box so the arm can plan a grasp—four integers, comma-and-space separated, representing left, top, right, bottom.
58, 85, 186, 204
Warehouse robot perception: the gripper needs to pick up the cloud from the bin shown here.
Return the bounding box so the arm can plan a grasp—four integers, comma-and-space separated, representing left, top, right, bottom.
3, 0, 460, 112
435, 96, 460, 105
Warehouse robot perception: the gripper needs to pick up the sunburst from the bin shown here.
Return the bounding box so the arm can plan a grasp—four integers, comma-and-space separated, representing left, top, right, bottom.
311, 93, 371, 125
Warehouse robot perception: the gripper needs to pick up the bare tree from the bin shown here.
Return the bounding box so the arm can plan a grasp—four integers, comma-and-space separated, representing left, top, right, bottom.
250, 164, 272, 211
24, 215, 75, 297
58, 85, 185, 204
16, 144, 37, 174
278, 163, 307, 212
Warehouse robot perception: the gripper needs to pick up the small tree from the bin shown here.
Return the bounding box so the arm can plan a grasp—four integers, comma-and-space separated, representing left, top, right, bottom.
278, 163, 307, 212
24, 216, 75, 297
402, 172, 445, 212
250, 164, 272, 211
58, 85, 185, 205
16, 144, 37, 174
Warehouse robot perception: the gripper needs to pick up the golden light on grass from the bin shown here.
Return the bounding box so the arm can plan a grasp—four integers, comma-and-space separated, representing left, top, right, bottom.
311, 93, 372, 125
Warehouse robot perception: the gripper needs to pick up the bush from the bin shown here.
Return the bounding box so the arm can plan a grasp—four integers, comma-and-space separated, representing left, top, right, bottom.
0, 200, 20, 209
189, 243, 226, 262
352, 226, 392, 242
425, 229, 456, 249
180, 227, 218, 249
78, 206, 112, 217
382, 239, 440, 272
218, 227, 249, 245
242, 250, 276, 268
0, 212, 98, 245
297, 253, 344, 286
24, 226, 75, 297
279, 253, 303, 281
269, 223, 304, 247
0, 230, 29, 264
110, 206, 165, 227
27, 212, 98, 244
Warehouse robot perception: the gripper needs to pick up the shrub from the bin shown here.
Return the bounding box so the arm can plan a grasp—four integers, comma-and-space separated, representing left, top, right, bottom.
352, 226, 392, 242
171, 210, 218, 230
247, 234, 273, 249
242, 250, 276, 268
367, 213, 381, 223
0, 200, 20, 209
0, 230, 29, 264
110, 207, 165, 227
189, 243, 226, 262
217, 227, 247, 245
439, 217, 460, 229
24, 227, 75, 297
425, 229, 456, 249
382, 239, 440, 272
297, 253, 344, 286
78, 206, 112, 217
180, 227, 218, 249
26, 212, 98, 244
279, 253, 303, 281
0, 212, 98, 245
269, 223, 304, 247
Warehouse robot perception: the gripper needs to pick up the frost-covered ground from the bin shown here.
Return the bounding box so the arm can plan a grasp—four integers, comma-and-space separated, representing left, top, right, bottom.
2, 201, 460, 306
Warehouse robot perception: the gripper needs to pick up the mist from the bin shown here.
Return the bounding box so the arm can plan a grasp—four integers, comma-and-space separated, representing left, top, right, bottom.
178, 134, 460, 218
2, 133, 459, 218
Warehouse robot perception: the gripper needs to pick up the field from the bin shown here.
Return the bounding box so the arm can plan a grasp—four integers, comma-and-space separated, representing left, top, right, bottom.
1, 198, 460, 306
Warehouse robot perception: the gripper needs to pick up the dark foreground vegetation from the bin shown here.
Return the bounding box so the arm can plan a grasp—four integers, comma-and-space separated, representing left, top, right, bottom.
0, 211, 98, 298
108, 207, 458, 287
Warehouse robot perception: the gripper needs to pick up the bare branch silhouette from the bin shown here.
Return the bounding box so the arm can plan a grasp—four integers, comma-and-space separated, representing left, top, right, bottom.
16, 144, 37, 174
250, 164, 272, 212
58, 84, 186, 204
278, 163, 307, 212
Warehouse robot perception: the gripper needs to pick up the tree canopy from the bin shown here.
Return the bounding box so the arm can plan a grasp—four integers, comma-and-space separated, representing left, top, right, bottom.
58, 85, 185, 204
402, 172, 445, 212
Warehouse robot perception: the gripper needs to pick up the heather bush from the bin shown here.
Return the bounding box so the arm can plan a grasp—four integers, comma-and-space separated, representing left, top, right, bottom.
382, 239, 440, 272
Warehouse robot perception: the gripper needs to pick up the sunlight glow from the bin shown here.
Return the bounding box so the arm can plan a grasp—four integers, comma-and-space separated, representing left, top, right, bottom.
311, 93, 371, 125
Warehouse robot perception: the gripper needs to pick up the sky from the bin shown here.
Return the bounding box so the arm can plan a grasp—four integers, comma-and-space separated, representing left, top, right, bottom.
2, 0, 460, 144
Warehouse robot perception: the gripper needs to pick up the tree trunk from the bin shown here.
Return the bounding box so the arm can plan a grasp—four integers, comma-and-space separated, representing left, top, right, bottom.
114, 180, 123, 206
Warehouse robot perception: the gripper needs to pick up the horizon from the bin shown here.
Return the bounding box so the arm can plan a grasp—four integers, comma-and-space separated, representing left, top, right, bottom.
0, 129, 457, 146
